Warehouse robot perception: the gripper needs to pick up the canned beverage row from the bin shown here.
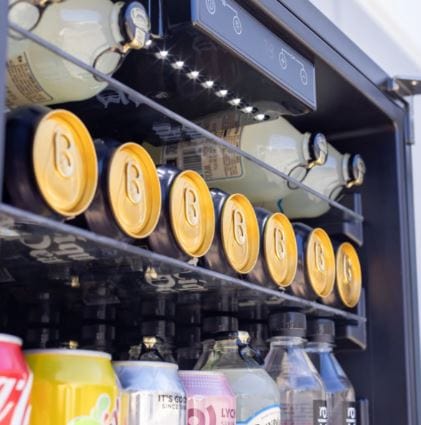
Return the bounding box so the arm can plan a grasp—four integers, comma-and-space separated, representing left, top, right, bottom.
5, 106, 362, 309
0, 311, 355, 425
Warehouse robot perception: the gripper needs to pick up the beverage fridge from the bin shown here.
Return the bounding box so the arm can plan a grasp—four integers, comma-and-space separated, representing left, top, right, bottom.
0, 0, 420, 424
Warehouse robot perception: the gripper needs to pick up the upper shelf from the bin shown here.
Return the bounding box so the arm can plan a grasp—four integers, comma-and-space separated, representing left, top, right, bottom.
0, 203, 365, 324
5, 22, 364, 224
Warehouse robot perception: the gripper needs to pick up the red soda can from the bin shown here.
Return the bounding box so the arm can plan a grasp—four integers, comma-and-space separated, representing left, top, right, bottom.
0, 334, 32, 425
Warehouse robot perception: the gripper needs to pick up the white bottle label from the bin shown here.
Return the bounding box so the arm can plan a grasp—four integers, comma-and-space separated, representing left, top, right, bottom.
238, 404, 281, 425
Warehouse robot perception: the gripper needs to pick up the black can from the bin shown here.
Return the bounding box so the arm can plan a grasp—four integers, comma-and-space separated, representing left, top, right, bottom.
5, 105, 98, 219
248, 208, 297, 289
201, 189, 260, 276
289, 223, 335, 301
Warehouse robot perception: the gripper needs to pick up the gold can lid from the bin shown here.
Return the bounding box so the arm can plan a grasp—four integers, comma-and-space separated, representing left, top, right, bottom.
169, 170, 215, 257
221, 194, 260, 274
336, 242, 362, 308
306, 228, 335, 298
108, 142, 161, 238
32, 109, 98, 217
264, 213, 297, 287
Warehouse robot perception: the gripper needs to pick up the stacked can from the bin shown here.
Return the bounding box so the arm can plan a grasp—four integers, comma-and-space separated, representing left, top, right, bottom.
5, 106, 98, 219
179, 371, 236, 425
114, 361, 186, 425
26, 348, 119, 425
0, 334, 32, 424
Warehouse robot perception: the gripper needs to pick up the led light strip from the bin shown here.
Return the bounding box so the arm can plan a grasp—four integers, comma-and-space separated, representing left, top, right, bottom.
150, 45, 269, 122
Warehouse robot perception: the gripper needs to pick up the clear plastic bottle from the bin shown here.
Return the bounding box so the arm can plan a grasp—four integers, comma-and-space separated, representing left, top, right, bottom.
264, 312, 327, 425
305, 319, 357, 425
274, 145, 365, 218
196, 331, 281, 425
7, 0, 150, 107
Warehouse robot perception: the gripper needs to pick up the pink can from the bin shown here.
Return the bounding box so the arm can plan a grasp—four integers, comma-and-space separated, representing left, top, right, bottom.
179, 371, 236, 425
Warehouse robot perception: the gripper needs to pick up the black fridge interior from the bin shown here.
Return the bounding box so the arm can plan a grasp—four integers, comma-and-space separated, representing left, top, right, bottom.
0, 1, 420, 424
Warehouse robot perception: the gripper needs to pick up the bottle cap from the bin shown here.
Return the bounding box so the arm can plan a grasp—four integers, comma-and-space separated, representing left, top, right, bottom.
221, 194, 260, 274
269, 311, 307, 337
32, 109, 98, 217
169, 170, 215, 257
308, 133, 328, 168
336, 242, 362, 308
120, 1, 150, 50
108, 142, 161, 238
306, 228, 335, 298
346, 154, 366, 188
264, 212, 297, 287
307, 318, 335, 343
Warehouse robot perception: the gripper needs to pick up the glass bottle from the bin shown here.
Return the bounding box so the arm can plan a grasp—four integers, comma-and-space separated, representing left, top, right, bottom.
196, 331, 281, 425
7, 0, 150, 107
305, 319, 357, 425
265, 312, 327, 425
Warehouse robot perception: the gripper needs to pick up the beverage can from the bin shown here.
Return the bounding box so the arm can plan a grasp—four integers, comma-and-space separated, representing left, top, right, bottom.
289, 223, 335, 300
85, 139, 161, 240
25, 349, 120, 425
248, 208, 297, 288
323, 242, 362, 308
5, 106, 98, 219
202, 189, 259, 275
113, 361, 186, 425
179, 371, 236, 425
148, 166, 215, 260
0, 334, 32, 425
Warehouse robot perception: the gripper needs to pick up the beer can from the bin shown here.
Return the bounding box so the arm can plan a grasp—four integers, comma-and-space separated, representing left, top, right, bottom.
323, 242, 362, 309
25, 349, 119, 425
289, 223, 335, 301
114, 361, 186, 425
5, 105, 98, 219
85, 139, 161, 240
179, 371, 236, 425
202, 189, 259, 275
248, 208, 297, 288
0, 334, 32, 425
148, 166, 215, 260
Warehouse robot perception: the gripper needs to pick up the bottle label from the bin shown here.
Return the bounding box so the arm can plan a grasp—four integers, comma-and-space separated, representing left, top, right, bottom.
238, 404, 281, 425
121, 391, 186, 425
343, 402, 357, 425
7, 53, 54, 107
280, 400, 327, 425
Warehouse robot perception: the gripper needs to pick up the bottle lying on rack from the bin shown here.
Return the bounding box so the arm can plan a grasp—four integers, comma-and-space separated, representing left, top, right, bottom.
7, 0, 150, 107
305, 319, 357, 425
196, 330, 281, 425
265, 312, 327, 425
263, 144, 366, 218
145, 115, 328, 203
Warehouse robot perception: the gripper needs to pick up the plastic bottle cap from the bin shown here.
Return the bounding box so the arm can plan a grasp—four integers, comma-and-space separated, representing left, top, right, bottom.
347, 154, 366, 188
169, 170, 215, 257
306, 228, 335, 298
264, 212, 298, 287
221, 194, 260, 274
108, 142, 161, 238
269, 312, 307, 337
32, 109, 98, 217
309, 133, 328, 167
121, 1, 150, 50
307, 318, 335, 343
336, 242, 362, 308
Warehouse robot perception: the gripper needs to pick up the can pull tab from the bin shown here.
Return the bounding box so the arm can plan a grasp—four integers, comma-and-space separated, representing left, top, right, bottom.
184, 187, 200, 226
233, 208, 246, 245
125, 160, 143, 204
274, 227, 286, 260
314, 240, 325, 272
54, 127, 75, 178
343, 253, 353, 284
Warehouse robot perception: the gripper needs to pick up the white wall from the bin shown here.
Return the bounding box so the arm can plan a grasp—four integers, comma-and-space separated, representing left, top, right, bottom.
310, 0, 421, 345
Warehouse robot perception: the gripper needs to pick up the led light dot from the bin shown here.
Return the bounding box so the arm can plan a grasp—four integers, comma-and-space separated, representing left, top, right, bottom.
254, 113, 266, 121
145, 39, 153, 47
202, 80, 215, 89
229, 98, 242, 106
187, 70, 200, 79
155, 50, 169, 60
242, 106, 254, 114
172, 60, 185, 70
216, 89, 228, 98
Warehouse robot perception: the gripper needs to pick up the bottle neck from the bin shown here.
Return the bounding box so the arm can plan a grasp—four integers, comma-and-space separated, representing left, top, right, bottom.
305, 341, 334, 353
270, 336, 306, 347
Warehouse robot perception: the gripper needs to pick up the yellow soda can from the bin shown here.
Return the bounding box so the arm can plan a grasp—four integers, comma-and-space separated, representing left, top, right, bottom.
25, 349, 120, 425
